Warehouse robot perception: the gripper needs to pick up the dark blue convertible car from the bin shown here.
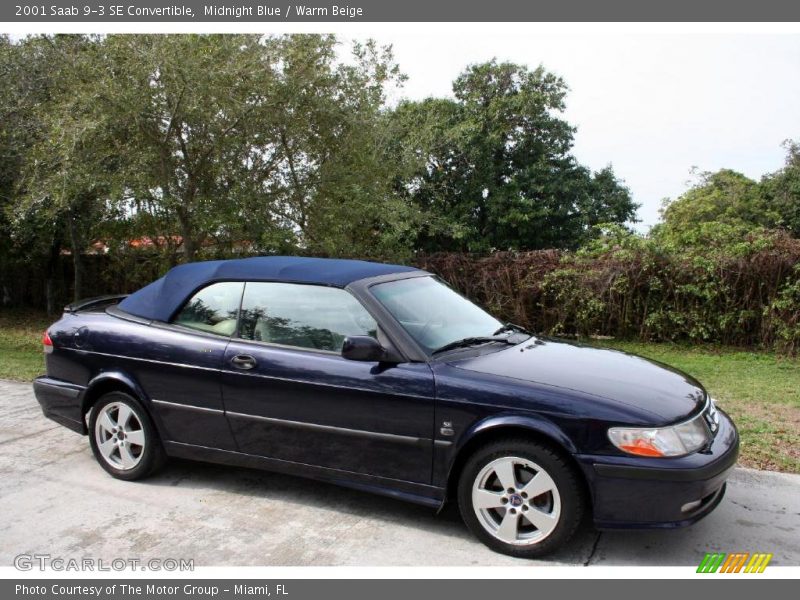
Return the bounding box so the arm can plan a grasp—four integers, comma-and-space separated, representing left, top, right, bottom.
33, 256, 738, 557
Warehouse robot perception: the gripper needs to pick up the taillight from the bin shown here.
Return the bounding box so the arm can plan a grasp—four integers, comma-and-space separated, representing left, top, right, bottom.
43, 330, 53, 353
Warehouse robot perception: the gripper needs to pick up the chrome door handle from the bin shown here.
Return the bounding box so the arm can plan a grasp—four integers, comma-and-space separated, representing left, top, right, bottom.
230, 354, 256, 370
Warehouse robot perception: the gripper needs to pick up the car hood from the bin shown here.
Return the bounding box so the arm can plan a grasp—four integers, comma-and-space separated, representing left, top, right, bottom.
447, 338, 707, 424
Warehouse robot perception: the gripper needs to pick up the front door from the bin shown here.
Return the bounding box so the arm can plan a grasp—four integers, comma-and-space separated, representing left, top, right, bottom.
220, 281, 435, 485
139, 281, 244, 450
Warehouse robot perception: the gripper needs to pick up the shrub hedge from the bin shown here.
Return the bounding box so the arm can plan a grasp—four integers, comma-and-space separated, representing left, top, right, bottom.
417, 230, 800, 353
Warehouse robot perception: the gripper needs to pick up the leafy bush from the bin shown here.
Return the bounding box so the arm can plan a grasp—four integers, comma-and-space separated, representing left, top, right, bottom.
765, 265, 800, 354
418, 228, 800, 353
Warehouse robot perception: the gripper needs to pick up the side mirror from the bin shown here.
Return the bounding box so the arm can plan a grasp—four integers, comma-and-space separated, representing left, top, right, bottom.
341, 336, 387, 362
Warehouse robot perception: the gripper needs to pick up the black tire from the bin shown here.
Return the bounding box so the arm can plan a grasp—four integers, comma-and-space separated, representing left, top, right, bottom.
457, 438, 585, 558
88, 391, 166, 481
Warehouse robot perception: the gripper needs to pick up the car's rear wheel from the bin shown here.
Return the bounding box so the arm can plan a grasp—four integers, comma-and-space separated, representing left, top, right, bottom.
88, 391, 165, 481
458, 438, 585, 558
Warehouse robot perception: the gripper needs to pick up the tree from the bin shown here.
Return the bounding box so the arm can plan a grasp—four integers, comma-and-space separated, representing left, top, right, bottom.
89, 34, 281, 262
387, 60, 638, 252
1, 35, 115, 306
761, 140, 800, 238
656, 168, 780, 246
233, 36, 413, 259
0, 35, 22, 299
12, 35, 123, 302
93, 34, 408, 261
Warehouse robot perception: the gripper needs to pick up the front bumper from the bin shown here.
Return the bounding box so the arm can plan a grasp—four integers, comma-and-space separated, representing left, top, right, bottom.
33, 376, 87, 434
577, 408, 739, 528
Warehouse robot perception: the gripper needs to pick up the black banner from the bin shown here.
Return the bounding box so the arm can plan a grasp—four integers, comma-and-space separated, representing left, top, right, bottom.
4, 579, 798, 600
4, 0, 800, 23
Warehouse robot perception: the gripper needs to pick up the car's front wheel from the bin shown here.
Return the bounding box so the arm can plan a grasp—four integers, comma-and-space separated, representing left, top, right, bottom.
88, 391, 165, 481
458, 438, 585, 558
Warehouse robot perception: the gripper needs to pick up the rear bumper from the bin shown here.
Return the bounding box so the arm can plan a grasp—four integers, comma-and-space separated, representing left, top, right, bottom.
577, 409, 739, 529
33, 376, 86, 434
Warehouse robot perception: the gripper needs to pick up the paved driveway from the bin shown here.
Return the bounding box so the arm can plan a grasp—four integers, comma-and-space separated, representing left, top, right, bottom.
1, 380, 798, 566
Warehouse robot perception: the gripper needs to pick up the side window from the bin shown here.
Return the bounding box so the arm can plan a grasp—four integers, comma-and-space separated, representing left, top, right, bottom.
172, 282, 243, 336
238, 282, 377, 352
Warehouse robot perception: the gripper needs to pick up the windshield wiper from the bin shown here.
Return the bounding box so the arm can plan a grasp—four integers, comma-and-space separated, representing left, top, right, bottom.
431, 336, 513, 355
493, 322, 532, 336
432, 323, 533, 356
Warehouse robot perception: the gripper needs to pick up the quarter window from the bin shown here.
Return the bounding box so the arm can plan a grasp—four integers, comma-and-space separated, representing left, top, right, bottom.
172, 282, 243, 336
238, 282, 377, 352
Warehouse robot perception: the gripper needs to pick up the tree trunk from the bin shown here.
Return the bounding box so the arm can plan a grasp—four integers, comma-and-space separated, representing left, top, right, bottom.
67, 210, 84, 302
45, 278, 55, 315
44, 236, 62, 315
183, 236, 196, 262
176, 208, 196, 262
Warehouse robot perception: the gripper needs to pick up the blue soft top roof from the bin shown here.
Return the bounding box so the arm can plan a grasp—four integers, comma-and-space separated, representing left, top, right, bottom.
118, 256, 424, 322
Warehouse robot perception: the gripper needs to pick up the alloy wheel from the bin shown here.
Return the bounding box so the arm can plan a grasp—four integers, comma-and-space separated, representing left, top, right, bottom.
471, 456, 562, 545
93, 401, 146, 471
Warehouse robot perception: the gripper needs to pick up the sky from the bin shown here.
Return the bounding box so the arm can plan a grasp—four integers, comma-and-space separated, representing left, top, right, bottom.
365, 33, 800, 231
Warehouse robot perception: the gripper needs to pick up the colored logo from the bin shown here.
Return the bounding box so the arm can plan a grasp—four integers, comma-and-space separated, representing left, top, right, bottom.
697, 552, 773, 573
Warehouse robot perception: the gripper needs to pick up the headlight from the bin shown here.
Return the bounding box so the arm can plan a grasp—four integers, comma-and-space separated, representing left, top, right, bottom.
608, 404, 713, 458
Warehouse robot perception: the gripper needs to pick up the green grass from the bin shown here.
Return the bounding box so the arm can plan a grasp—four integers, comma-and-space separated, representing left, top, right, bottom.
590, 340, 800, 473
0, 310, 49, 382
1, 309, 798, 473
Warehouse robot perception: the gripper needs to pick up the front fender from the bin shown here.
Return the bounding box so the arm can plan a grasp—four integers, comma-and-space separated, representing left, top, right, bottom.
437, 412, 577, 498
460, 413, 578, 455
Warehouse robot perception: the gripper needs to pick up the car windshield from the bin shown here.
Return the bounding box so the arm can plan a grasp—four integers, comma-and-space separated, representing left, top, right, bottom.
371, 276, 504, 354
